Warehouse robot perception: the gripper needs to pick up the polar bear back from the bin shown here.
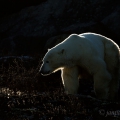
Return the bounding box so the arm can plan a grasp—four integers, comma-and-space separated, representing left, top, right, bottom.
56, 33, 105, 59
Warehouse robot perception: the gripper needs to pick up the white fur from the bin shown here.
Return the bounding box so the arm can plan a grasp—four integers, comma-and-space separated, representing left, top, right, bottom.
40, 32, 120, 100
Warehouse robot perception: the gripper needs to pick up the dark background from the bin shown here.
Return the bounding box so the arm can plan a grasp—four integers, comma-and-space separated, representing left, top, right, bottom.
0, 0, 47, 17
0, 0, 120, 56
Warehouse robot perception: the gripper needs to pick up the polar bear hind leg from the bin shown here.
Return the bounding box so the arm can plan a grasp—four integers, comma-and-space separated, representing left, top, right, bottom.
103, 39, 119, 100
91, 57, 111, 100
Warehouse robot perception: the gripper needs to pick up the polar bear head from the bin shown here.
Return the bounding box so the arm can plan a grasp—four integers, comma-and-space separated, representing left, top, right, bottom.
40, 34, 79, 76
40, 48, 65, 76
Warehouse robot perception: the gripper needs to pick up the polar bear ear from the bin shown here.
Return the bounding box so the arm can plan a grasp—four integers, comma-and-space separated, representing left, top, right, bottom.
48, 49, 50, 51
58, 49, 65, 54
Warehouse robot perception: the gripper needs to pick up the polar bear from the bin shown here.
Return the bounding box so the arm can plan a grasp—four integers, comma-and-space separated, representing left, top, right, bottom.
40, 33, 119, 100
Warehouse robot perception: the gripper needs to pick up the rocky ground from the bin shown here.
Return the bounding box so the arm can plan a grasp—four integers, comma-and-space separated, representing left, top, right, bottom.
0, 57, 120, 120
1, 90, 120, 120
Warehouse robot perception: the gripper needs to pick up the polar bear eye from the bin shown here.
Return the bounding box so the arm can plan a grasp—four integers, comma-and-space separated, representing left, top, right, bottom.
46, 61, 49, 63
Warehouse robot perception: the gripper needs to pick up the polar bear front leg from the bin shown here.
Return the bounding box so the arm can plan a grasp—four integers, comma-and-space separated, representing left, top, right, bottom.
61, 66, 79, 94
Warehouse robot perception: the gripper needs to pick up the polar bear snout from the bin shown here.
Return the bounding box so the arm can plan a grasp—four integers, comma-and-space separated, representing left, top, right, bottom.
39, 67, 50, 75
40, 69, 50, 75
39, 64, 51, 76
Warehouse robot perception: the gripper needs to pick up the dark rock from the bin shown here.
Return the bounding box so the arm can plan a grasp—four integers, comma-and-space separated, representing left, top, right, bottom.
44, 34, 69, 51
0, 0, 120, 55
0, 0, 47, 17
0, 56, 34, 69
102, 6, 120, 40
